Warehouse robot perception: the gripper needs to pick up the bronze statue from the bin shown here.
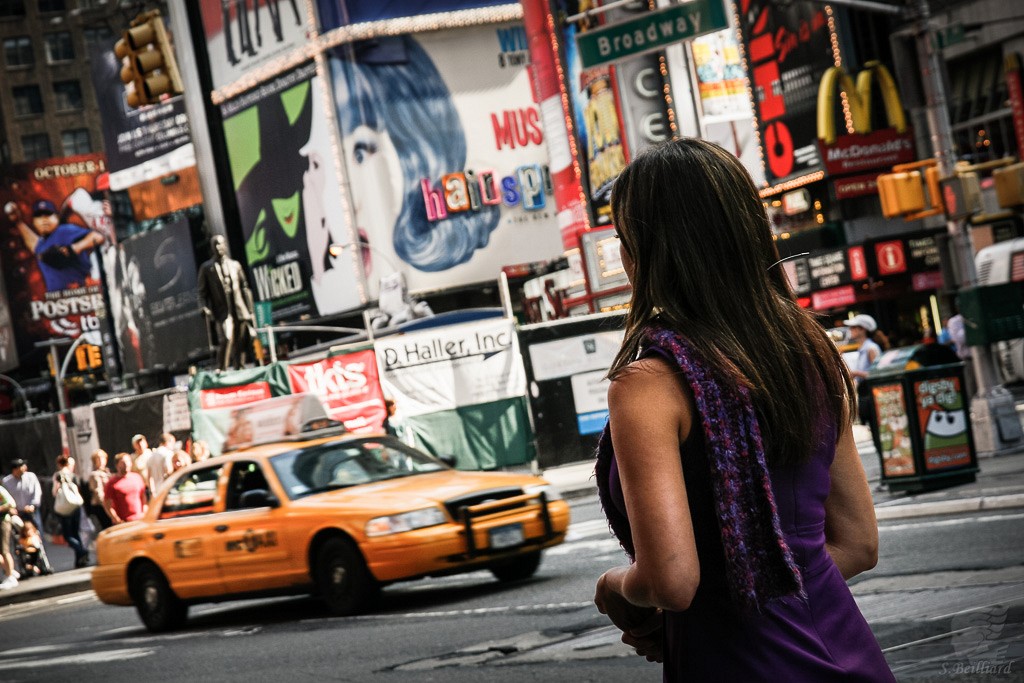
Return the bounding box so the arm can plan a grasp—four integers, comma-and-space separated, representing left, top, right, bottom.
197, 235, 256, 371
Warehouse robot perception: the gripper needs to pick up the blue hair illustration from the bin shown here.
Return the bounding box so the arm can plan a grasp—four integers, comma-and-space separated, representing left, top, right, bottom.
331, 36, 500, 272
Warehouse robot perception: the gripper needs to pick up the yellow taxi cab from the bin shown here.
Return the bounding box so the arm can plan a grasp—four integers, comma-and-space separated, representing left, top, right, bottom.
92, 427, 571, 632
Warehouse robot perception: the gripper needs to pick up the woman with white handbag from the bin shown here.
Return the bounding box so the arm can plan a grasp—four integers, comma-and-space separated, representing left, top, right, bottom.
52, 455, 88, 568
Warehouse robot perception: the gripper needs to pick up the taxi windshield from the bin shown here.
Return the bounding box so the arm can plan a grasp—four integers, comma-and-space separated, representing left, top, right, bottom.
270, 437, 447, 500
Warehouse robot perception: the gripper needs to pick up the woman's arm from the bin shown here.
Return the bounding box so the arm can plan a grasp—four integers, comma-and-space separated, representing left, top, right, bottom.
596, 357, 700, 614
824, 420, 879, 579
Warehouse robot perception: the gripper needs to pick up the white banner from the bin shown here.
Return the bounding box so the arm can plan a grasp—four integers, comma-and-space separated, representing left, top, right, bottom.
193, 392, 330, 457
528, 330, 624, 382
376, 318, 526, 417
70, 404, 100, 472
163, 390, 192, 433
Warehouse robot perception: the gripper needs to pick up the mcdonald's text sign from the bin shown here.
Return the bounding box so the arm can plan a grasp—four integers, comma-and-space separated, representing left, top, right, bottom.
819, 128, 916, 175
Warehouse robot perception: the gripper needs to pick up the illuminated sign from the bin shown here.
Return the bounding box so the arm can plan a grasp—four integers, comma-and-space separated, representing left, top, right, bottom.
816, 62, 915, 175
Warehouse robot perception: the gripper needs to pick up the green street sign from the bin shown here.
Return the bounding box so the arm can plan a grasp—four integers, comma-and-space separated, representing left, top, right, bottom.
576, 0, 728, 69
935, 23, 965, 49
254, 300, 273, 347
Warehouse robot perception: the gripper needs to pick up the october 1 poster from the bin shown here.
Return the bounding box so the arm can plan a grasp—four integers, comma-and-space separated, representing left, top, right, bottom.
0, 153, 112, 357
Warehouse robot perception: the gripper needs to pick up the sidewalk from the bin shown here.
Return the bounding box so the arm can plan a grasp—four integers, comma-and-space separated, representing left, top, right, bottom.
5, 426, 1024, 610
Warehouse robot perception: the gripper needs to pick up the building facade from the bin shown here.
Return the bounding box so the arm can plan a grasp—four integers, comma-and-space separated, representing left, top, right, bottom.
0, 0, 116, 165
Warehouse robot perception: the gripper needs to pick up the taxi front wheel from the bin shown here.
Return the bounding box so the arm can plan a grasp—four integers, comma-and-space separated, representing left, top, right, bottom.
131, 563, 188, 632
315, 538, 378, 616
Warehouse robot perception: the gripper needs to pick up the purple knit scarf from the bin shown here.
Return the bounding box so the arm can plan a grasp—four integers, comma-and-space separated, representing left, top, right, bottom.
595, 324, 804, 613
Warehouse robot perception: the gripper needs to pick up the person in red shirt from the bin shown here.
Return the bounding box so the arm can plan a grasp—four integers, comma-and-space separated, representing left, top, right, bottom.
103, 453, 147, 524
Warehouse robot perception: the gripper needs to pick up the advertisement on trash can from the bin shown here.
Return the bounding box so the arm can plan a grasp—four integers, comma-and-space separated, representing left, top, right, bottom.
914, 376, 971, 471
872, 383, 916, 477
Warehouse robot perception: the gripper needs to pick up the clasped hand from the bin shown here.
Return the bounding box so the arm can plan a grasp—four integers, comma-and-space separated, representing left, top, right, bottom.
595, 570, 665, 663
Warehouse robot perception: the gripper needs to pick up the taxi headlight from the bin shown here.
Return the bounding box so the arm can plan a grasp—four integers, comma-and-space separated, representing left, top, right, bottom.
525, 484, 563, 501
365, 507, 447, 537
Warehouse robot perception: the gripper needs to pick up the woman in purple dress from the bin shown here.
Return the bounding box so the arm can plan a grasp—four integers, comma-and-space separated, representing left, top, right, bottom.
593, 139, 895, 681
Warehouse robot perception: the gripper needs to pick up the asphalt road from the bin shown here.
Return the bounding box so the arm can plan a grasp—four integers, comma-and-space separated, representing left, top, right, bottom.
0, 497, 1021, 682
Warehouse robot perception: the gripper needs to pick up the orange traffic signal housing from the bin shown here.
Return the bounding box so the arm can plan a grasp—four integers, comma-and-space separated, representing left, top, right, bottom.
876, 160, 943, 220
112, 11, 182, 109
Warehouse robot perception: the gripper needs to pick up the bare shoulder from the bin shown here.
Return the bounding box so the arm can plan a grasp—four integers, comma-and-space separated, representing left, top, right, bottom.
609, 356, 693, 439
609, 355, 682, 398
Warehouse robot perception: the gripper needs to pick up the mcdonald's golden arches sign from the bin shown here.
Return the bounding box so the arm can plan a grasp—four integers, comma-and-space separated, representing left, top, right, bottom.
816, 61, 916, 176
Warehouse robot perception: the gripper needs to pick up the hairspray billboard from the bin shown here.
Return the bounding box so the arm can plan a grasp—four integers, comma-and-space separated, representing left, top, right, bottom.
198, 0, 315, 91
220, 63, 364, 322
0, 153, 112, 356
736, 0, 834, 185
329, 24, 565, 296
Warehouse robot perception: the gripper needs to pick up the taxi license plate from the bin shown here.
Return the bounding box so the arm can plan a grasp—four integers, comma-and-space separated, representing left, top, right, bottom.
489, 523, 524, 550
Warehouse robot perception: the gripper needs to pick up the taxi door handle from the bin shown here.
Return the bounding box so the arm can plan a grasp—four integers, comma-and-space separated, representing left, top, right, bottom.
153, 532, 164, 540
214, 525, 229, 533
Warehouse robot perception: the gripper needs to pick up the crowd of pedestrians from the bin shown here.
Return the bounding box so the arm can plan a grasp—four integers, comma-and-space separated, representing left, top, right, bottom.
0, 433, 211, 588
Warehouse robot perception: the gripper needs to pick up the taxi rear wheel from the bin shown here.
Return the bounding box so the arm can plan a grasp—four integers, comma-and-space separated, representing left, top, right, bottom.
131, 563, 187, 633
315, 538, 377, 616
490, 550, 542, 582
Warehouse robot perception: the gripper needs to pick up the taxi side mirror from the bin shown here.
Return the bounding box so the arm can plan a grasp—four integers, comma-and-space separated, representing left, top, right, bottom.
239, 489, 280, 509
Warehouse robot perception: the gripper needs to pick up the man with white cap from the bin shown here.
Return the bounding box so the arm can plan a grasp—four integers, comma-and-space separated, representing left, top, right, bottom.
844, 314, 881, 384
845, 314, 884, 453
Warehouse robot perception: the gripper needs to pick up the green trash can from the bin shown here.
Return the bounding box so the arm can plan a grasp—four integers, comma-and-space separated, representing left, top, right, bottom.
863, 344, 979, 493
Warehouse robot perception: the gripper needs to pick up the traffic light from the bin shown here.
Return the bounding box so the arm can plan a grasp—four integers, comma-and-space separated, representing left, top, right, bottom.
876, 160, 943, 220
113, 10, 182, 109
74, 343, 104, 372
994, 161, 1024, 209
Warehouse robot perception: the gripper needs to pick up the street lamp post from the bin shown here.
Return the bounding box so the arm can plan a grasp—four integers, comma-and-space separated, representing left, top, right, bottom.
908, 0, 1022, 453
34, 338, 74, 414
0, 374, 33, 418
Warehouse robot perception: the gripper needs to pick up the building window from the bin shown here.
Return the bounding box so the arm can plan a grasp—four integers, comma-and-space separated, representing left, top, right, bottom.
53, 80, 83, 111
61, 129, 90, 155
3, 36, 32, 68
12, 84, 43, 116
44, 32, 74, 63
0, 1, 26, 19
21, 134, 51, 162
83, 26, 113, 52
39, 0, 66, 11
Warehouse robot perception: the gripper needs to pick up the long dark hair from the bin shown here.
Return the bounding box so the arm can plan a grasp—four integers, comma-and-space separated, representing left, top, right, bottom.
609, 139, 854, 466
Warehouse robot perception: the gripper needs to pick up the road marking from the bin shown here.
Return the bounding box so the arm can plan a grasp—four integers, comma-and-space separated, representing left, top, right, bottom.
882, 626, 975, 653
303, 600, 593, 624
879, 511, 1024, 532
0, 648, 154, 670
56, 593, 97, 605
546, 539, 620, 556
565, 519, 612, 541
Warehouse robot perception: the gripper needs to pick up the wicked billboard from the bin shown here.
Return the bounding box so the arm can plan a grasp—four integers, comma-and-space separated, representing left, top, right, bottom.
0, 153, 113, 358
220, 63, 364, 322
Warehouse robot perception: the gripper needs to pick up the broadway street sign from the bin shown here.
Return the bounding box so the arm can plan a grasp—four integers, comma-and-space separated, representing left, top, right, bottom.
576, 0, 728, 69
